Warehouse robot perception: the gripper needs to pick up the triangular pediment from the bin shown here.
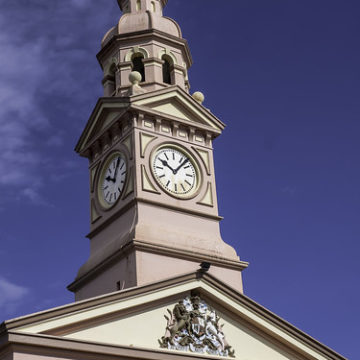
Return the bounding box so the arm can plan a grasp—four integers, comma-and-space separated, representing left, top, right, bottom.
132, 86, 225, 131
75, 87, 225, 155
2, 273, 344, 360
75, 99, 130, 155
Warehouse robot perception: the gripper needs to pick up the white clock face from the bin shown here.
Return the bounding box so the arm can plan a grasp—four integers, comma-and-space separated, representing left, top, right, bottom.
99, 153, 127, 207
152, 147, 199, 198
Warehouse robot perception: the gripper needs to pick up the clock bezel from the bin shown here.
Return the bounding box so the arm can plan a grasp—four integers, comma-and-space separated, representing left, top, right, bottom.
150, 143, 202, 200
97, 151, 128, 210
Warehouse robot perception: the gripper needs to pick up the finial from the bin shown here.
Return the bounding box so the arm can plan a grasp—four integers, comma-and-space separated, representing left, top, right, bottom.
126, 71, 146, 96
118, 0, 168, 13
192, 91, 205, 105
129, 71, 142, 85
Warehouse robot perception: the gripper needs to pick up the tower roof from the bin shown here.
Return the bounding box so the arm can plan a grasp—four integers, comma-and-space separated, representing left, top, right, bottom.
102, 0, 182, 48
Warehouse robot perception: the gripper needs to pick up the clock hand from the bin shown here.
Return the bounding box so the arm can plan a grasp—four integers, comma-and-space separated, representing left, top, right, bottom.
160, 159, 176, 174
113, 157, 121, 179
174, 159, 189, 174
105, 175, 116, 183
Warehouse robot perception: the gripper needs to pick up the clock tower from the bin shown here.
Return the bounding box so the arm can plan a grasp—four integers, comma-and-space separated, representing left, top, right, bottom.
68, 0, 248, 301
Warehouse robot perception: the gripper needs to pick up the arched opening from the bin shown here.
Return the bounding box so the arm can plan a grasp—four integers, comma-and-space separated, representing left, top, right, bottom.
103, 62, 117, 96
136, 0, 141, 11
151, 1, 156, 12
162, 55, 172, 85
132, 54, 145, 82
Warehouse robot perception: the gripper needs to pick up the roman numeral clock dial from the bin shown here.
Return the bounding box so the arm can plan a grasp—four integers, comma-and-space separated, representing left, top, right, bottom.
97, 152, 127, 208
151, 146, 200, 198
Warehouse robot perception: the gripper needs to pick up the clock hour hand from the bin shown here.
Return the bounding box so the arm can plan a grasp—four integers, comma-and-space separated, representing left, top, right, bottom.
105, 175, 115, 183
160, 159, 176, 174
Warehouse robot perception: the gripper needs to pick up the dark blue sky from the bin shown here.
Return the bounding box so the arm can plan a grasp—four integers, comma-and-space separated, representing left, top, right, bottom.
0, 1, 359, 358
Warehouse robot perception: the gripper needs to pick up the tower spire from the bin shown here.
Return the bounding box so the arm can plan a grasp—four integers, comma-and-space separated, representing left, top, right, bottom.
117, 0, 168, 14
99, 0, 190, 96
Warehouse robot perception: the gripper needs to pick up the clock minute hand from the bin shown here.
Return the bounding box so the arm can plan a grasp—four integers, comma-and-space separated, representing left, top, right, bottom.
174, 159, 189, 174
113, 158, 121, 179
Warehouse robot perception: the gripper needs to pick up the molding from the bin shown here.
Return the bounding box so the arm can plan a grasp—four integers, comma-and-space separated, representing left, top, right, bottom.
158, 49, 177, 65
122, 166, 134, 199
124, 46, 149, 62
132, 240, 248, 271
4, 273, 199, 331
90, 163, 99, 192
67, 239, 247, 294
193, 147, 211, 175
139, 132, 157, 158
97, 29, 193, 69
197, 182, 214, 208
136, 197, 222, 221
122, 134, 133, 159
129, 105, 221, 139
4, 331, 230, 360
90, 200, 101, 224
42, 293, 185, 337
141, 165, 160, 194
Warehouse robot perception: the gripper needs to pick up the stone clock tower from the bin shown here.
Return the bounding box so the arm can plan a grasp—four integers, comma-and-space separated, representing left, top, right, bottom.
68, 0, 248, 301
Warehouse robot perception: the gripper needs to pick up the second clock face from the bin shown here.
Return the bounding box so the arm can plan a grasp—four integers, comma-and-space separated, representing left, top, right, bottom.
152, 146, 199, 198
99, 152, 127, 207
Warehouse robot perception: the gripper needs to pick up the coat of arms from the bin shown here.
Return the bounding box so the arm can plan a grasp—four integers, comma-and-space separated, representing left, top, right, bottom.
159, 296, 235, 357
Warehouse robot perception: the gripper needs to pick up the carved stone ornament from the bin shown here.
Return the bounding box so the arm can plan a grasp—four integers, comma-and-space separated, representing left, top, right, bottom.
159, 296, 235, 357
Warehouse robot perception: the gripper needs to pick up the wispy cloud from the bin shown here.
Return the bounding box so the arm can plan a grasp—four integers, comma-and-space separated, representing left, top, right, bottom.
0, 17, 48, 189
0, 277, 29, 315
0, 1, 105, 206
20, 188, 53, 207
0, 0, 121, 206
281, 186, 297, 196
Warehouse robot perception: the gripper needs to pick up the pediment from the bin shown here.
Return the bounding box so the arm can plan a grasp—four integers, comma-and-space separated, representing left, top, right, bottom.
75, 88, 225, 156
4, 273, 343, 360
75, 99, 130, 155
132, 87, 225, 131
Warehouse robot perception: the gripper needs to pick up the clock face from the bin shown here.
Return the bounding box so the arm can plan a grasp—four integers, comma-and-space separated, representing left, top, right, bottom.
152, 146, 199, 198
98, 152, 127, 207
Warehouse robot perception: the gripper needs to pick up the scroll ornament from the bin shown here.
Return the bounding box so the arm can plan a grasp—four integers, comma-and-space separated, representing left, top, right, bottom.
159, 296, 235, 357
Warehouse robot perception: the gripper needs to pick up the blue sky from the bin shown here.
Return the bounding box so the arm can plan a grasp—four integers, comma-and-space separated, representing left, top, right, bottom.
0, 0, 359, 358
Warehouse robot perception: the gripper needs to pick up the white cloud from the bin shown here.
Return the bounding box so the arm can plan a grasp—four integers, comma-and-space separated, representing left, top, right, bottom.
0, 1, 110, 205
0, 14, 48, 191
0, 277, 29, 313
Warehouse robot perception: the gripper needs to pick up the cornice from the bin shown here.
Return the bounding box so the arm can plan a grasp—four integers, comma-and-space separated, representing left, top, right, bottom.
4, 272, 200, 331
4, 331, 230, 360
67, 234, 247, 294
97, 29, 193, 69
